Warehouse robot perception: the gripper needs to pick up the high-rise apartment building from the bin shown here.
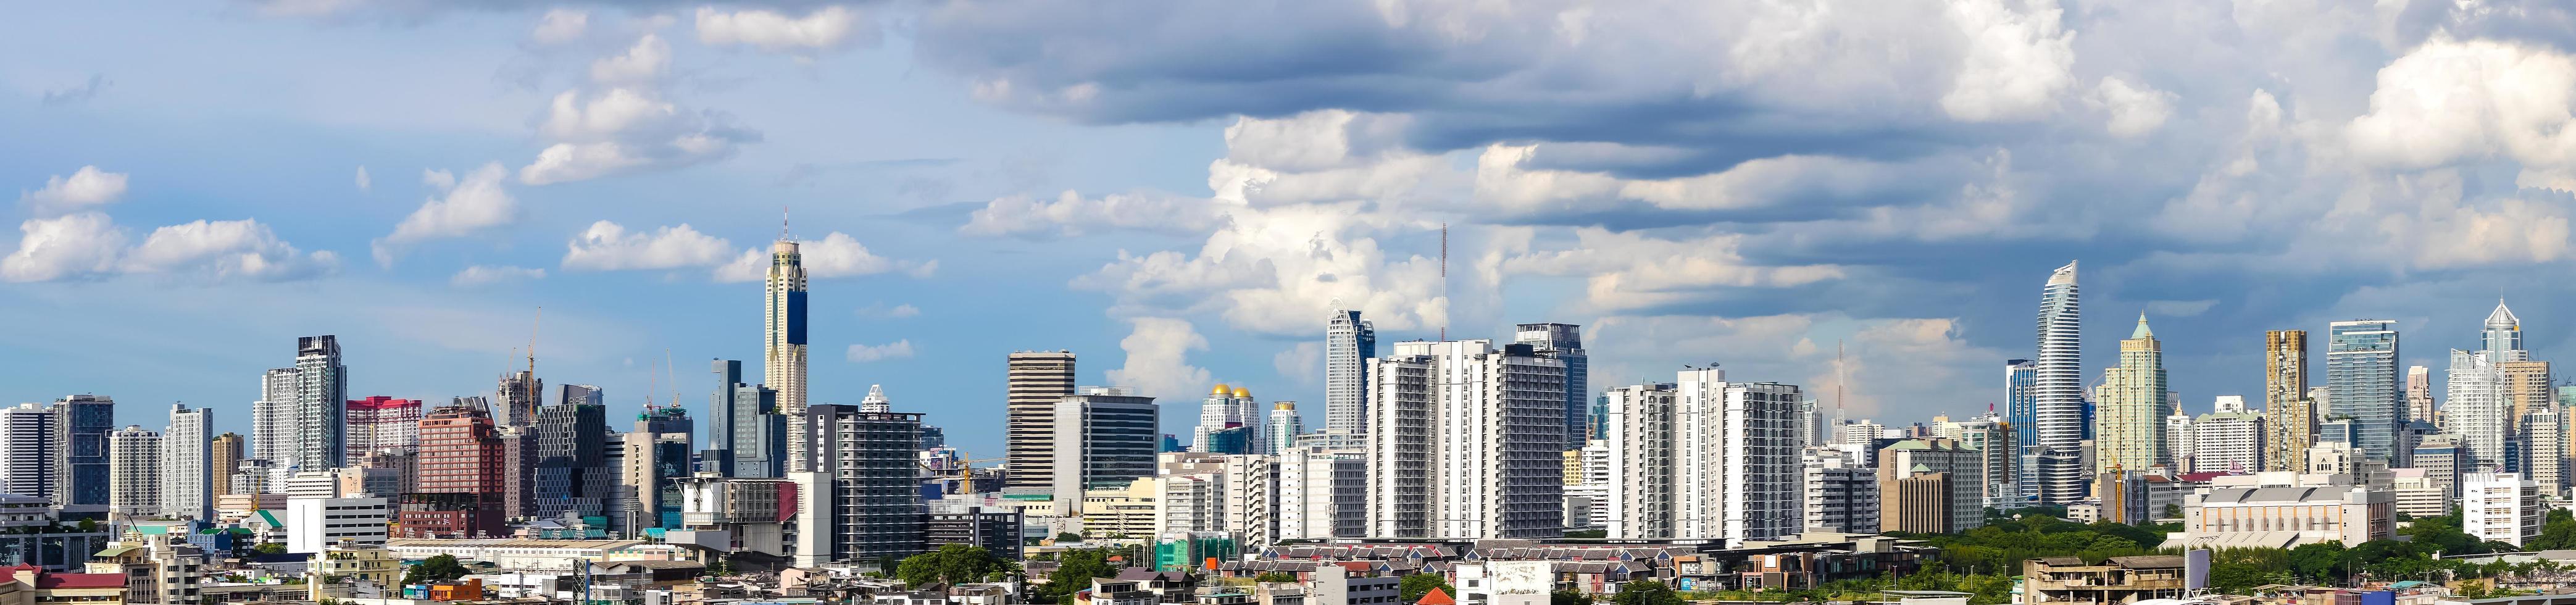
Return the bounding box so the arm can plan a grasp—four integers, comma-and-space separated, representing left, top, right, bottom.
1877, 438, 1985, 533
344, 396, 422, 461
1599, 369, 1799, 546
210, 432, 243, 499
1802, 446, 1878, 533
107, 426, 160, 519
765, 238, 811, 473
1365, 340, 1569, 540
2264, 330, 2312, 472
531, 399, 610, 520
2328, 320, 2403, 462
254, 336, 348, 472
2518, 408, 2564, 493
0, 404, 54, 500
707, 359, 786, 478
1515, 322, 1589, 448
162, 404, 212, 521
2095, 315, 2173, 473
54, 394, 112, 511
793, 404, 926, 567
2034, 262, 2084, 451
402, 398, 506, 538
1004, 351, 1077, 493
1267, 402, 1304, 454
2191, 402, 2264, 473
1193, 385, 1261, 454
1324, 304, 1377, 435
2406, 366, 2435, 429
1048, 388, 1159, 507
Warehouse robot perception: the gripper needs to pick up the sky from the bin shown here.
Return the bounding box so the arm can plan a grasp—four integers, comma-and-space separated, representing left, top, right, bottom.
8, 0, 2576, 458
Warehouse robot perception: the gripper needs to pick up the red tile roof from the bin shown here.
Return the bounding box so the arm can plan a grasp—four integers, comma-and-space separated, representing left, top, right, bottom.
1417, 587, 1455, 605
35, 573, 125, 589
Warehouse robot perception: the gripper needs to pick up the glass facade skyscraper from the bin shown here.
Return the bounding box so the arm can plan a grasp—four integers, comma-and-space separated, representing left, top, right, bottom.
2328, 319, 2403, 462
1325, 304, 1377, 435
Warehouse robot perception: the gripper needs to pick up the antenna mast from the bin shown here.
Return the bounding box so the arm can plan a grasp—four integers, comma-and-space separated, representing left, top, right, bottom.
1834, 340, 1848, 431
1439, 223, 1448, 341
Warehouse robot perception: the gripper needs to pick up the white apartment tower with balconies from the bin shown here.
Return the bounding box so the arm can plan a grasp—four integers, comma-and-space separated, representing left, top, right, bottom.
1362, 340, 1565, 540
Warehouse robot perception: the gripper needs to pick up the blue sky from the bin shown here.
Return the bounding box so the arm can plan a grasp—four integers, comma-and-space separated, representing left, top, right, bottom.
9, 0, 2576, 457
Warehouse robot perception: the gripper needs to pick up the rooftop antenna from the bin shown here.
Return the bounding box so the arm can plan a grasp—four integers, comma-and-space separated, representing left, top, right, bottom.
782, 206, 792, 240
1439, 223, 1448, 341
1834, 340, 1848, 432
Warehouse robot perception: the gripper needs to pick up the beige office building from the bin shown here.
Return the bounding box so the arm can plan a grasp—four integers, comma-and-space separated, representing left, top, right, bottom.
1004, 351, 1078, 492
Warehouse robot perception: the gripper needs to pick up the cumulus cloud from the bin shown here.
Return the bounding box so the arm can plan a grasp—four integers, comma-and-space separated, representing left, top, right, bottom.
374, 162, 515, 265
1938, 0, 2078, 122
125, 219, 337, 280
857, 302, 922, 318
1271, 341, 1322, 386
1, 213, 124, 282
714, 232, 933, 282
519, 33, 761, 185
1104, 317, 1212, 401
2091, 76, 2175, 138
451, 265, 546, 286
696, 6, 874, 54
559, 221, 734, 271
530, 9, 588, 45
1503, 228, 1846, 313
588, 33, 669, 85
846, 340, 916, 362
961, 190, 1233, 238
19, 165, 128, 214
2346, 36, 2576, 190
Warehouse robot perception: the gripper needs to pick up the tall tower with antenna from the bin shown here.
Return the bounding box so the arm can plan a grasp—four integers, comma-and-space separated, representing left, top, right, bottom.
767, 209, 812, 472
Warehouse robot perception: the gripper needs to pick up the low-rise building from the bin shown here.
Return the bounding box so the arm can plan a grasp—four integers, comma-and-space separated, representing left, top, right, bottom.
84, 533, 202, 605
310, 538, 400, 591
2464, 472, 2546, 547
0, 496, 112, 571
6, 564, 126, 605
384, 538, 694, 574
285, 497, 389, 554
2175, 474, 2392, 549
2021, 556, 2188, 605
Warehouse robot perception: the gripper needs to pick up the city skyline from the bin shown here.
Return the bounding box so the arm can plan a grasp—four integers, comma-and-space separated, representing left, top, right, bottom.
12, 2, 2576, 465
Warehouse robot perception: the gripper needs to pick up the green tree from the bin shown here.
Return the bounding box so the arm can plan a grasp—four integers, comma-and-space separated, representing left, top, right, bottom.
1034, 549, 1119, 605
1253, 572, 1298, 584
1055, 532, 1083, 543
2286, 542, 2345, 583
402, 554, 470, 585
1609, 580, 1682, 605
1400, 574, 1454, 603
1551, 589, 1595, 605
251, 543, 287, 556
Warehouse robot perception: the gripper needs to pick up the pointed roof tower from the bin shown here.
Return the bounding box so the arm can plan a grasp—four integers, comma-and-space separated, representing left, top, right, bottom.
2131, 312, 2154, 339
2487, 299, 2521, 330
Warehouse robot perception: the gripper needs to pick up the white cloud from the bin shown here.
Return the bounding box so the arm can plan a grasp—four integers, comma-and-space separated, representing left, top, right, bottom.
1503, 228, 1847, 312
1104, 317, 1212, 401
2345, 36, 2576, 190
588, 33, 669, 85
1938, 0, 2077, 122
451, 265, 546, 286
560, 221, 735, 271
375, 162, 515, 265
124, 219, 337, 280
715, 232, 932, 282
2091, 75, 2175, 138
1, 213, 124, 282
857, 302, 922, 318
846, 340, 916, 362
354, 165, 371, 192
19, 165, 128, 214
695, 6, 872, 54
961, 190, 1233, 238
531, 9, 590, 46
1588, 313, 1999, 419
1271, 341, 1322, 386
2143, 299, 2217, 317
518, 86, 757, 185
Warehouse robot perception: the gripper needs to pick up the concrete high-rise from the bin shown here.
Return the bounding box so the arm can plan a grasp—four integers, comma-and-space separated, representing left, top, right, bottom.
1324, 304, 1376, 435
2264, 330, 2313, 472
2407, 366, 2435, 429
2094, 315, 2173, 474
2034, 262, 2084, 451
1515, 322, 1589, 448
2328, 320, 2404, 462
2191, 401, 2265, 473
162, 404, 213, 521
256, 336, 347, 471
706, 359, 786, 478
531, 398, 611, 520
1267, 401, 1304, 454
1004, 351, 1077, 493
402, 398, 506, 538
1877, 438, 1985, 533
497, 367, 542, 429
209, 432, 243, 498
622, 406, 692, 533
107, 425, 160, 519
1048, 388, 1159, 507
793, 404, 927, 566
1193, 385, 1262, 454
1365, 340, 1568, 540
0, 404, 53, 500
345, 396, 422, 461
53, 394, 113, 511
765, 238, 811, 473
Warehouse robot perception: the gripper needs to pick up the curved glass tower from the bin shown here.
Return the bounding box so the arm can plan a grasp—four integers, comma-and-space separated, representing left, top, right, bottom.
2035, 261, 2084, 449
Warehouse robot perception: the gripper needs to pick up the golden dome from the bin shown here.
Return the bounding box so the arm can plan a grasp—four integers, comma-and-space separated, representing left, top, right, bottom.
1232, 387, 1251, 398
1211, 383, 1231, 396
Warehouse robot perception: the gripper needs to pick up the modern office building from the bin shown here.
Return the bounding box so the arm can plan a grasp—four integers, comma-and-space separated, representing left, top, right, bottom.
793, 404, 926, 567
2264, 330, 2312, 472
2519, 408, 2564, 493
344, 396, 422, 461
106, 425, 160, 519
1324, 304, 1377, 436
2006, 359, 2038, 486
764, 236, 811, 473
2450, 348, 2511, 471
2328, 320, 2403, 462
706, 359, 786, 478
1049, 388, 1159, 509
2412, 434, 2467, 504
1515, 322, 1589, 449
2034, 262, 2085, 452
0, 404, 54, 500
1365, 340, 1569, 540
1005, 351, 1078, 493
623, 406, 693, 533
2095, 314, 2173, 474
162, 404, 213, 521
531, 399, 611, 521
1601, 368, 1799, 546
286, 497, 390, 554
54, 394, 114, 511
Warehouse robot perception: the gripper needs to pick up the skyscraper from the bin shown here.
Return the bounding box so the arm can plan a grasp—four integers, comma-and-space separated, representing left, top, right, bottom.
345, 396, 422, 461
404, 397, 507, 538
706, 359, 786, 478
793, 404, 928, 567
1004, 351, 1077, 493
2005, 359, 2039, 453
210, 432, 244, 498
1364, 340, 1567, 540
2406, 366, 2436, 429
256, 336, 348, 472
2329, 320, 2404, 462
1604, 370, 1806, 544
2265, 330, 2313, 472
1267, 401, 1304, 454
623, 406, 693, 533
0, 404, 54, 500
1515, 322, 1588, 448
1193, 385, 1261, 454
2034, 262, 2084, 451
2095, 315, 2173, 473
53, 394, 112, 511
765, 238, 811, 472
162, 404, 212, 521
1047, 387, 1160, 504
532, 398, 611, 520
559, 384, 604, 407
106, 426, 160, 519
1324, 304, 1376, 436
